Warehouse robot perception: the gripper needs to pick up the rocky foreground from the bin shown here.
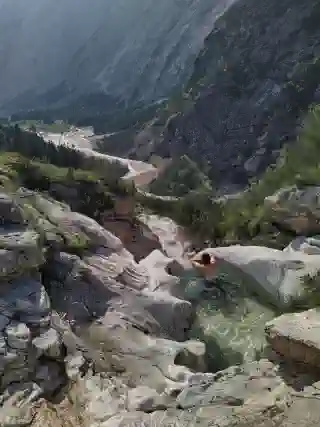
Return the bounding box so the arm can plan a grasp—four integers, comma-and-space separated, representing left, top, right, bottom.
1, 188, 320, 427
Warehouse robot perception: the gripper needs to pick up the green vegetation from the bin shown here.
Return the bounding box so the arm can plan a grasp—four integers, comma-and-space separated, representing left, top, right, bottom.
149, 155, 212, 197
12, 119, 71, 134
292, 271, 320, 310
0, 124, 134, 223
142, 105, 320, 247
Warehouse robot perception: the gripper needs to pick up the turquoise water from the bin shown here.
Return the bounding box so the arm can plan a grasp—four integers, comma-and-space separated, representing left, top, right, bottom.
178, 269, 278, 372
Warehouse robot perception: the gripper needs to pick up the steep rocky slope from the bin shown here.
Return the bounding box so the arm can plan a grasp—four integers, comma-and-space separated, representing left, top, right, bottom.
138, 0, 320, 193
0, 0, 233, 114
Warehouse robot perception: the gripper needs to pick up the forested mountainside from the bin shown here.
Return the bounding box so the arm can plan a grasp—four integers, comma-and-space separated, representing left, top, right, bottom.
0, 0, 233, 116
132, 0, 320, 193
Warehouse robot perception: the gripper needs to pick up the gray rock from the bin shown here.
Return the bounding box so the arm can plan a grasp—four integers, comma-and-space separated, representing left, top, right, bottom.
0, 314, 10, 331
86, 383, 127, 423
99, 412, 149, 427
35, 361, 65, 394
0, 334, 7, 354
176, 359, 286, 410
175, 340, 207, 373
127, 386, 167, 412
32, 328, 62, 358
5, 322, 31, 351
0, 229, 44, 278
0, 382, 42, 426
194, 246, 320, 308
117, 261, 151, 290
81, 314, 212, 391
65, 352, 87, 380
5, 278, 51, 325
0, 193, 25, 225
137, 289, 192, 341
265, 309, 320, 367
139, 250, 181, 292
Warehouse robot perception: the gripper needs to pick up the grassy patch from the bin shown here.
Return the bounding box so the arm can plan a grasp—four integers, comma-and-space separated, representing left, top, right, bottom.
149, 155, 212, 197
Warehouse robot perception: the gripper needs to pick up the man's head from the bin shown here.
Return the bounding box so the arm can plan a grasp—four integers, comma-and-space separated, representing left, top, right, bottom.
201, 252, 212, 265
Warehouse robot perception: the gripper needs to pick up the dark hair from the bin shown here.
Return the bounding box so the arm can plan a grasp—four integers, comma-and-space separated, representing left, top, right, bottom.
201, 253, 211, 265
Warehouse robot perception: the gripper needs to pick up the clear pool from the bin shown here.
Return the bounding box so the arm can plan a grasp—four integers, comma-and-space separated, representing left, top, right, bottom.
178, 269, 278, 372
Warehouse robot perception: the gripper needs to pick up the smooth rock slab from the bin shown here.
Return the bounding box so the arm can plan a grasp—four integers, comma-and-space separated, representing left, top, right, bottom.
194, 246, 320, 308
265, 309, 320, 366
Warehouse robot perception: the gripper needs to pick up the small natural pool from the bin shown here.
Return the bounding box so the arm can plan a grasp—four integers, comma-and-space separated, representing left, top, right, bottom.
177, 266, 281, 372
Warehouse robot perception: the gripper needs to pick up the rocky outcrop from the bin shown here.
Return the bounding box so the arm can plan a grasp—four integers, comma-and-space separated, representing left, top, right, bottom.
265, 309, 320, 367
4, 186, 320, 427
193, 245, 320, 308
0, 189, 198, 425
138, 213, 192, 268
265, 185, 320, 235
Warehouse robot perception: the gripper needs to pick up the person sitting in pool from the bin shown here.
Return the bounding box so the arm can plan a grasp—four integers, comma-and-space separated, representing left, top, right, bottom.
191, 252, 226, 296
191, 252, 216, 278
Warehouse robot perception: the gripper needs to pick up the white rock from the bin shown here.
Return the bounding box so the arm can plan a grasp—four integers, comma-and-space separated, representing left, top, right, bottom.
5, 322, 31, 350
65, 352, 86, 380
195, 245, 320, 307
32, 328, 61, 358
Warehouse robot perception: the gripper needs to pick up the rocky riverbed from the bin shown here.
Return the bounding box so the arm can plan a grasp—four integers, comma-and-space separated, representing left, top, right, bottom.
2, 187, 320, 427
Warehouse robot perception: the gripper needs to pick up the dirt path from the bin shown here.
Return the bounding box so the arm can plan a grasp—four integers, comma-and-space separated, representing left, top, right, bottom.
40, 128, 161, 191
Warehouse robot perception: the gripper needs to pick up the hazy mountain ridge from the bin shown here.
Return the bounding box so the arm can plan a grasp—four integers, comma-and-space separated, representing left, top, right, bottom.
0, 0, 233, 114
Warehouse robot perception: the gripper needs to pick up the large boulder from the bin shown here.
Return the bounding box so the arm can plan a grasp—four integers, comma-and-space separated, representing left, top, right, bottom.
139, 250, 182, 292
138, 213, 192, 269
78, 311, 208, 392
265, 309, 320, 367
194, 245, 320, 308
265, 185, 320, 235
